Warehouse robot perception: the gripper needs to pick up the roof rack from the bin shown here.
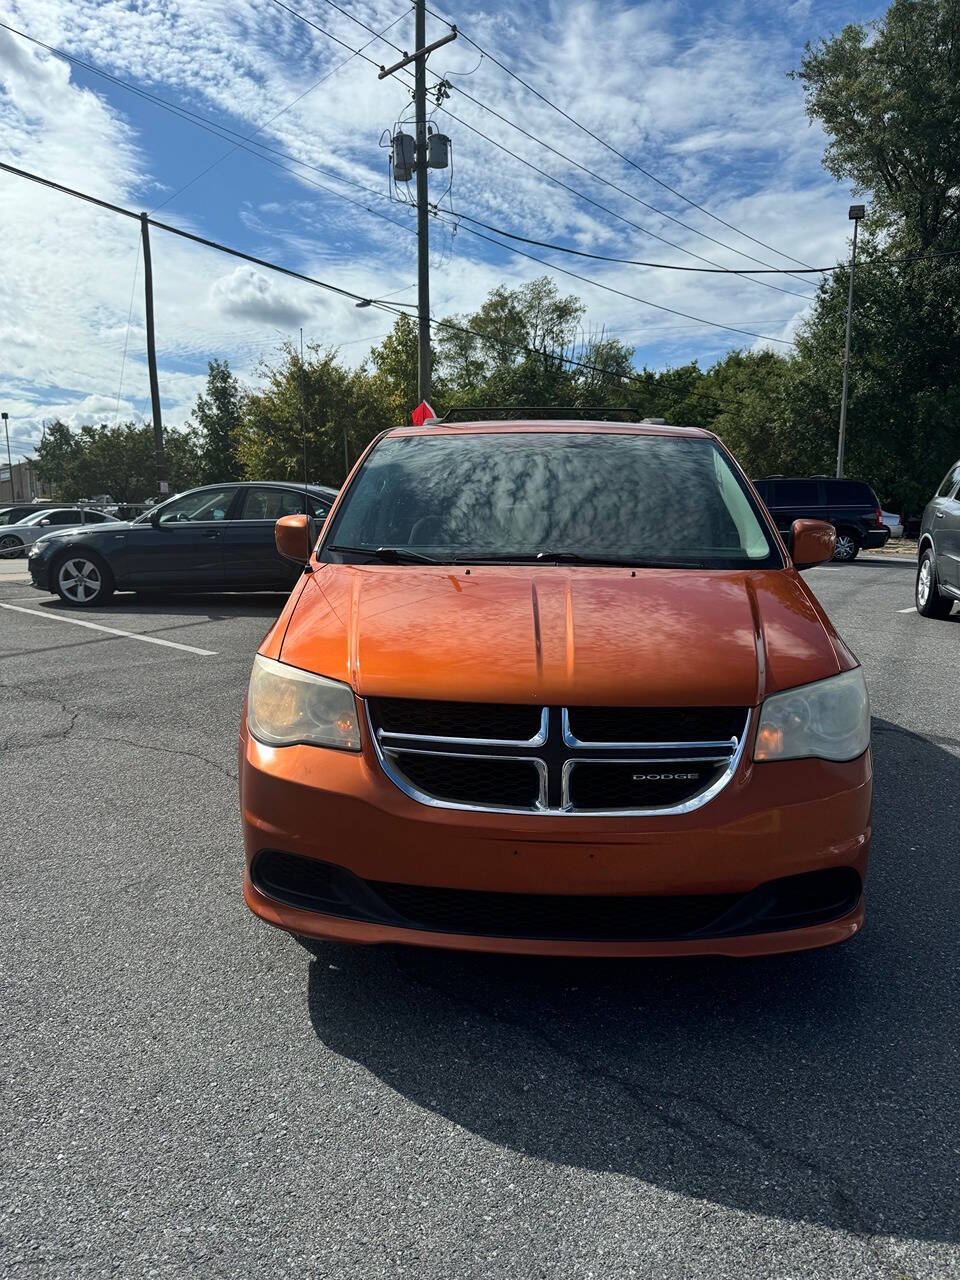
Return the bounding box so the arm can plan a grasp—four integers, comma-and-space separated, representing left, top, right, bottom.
436, 406, 656, 424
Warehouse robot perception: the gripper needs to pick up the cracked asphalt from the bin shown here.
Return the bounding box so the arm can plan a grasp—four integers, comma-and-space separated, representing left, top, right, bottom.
2, 555, 959, 1279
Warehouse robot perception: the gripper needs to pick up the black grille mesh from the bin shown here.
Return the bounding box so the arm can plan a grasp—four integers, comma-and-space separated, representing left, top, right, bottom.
372, 698, 541, 740
388, 752, 540, 807
568, 706, 745, 743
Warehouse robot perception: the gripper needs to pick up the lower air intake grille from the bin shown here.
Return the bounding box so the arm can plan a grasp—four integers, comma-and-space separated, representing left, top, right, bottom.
251, 853, 862, 942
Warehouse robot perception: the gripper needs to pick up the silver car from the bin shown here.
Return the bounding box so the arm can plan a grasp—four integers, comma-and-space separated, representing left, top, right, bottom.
0, 507, 118, 557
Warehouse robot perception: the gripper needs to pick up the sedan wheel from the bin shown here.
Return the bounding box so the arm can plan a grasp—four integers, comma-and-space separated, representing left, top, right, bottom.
0, 534, 23, 557
56, 555, 112, 606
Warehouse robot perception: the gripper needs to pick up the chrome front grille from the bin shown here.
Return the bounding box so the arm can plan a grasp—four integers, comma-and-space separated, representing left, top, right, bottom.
366, 700, 750, 816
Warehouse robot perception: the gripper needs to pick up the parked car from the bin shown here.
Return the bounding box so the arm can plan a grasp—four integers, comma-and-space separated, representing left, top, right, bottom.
0, 507, 117, 557
880, 510, 904, 539
752, 476, 889, 560
0, 503, 57, 528
241, 419, 871, 959
27, 482, 338, 605
916, 458, 960, 618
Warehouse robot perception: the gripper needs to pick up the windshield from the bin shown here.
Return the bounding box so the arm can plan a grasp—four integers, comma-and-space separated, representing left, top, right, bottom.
323, 432, 779, 569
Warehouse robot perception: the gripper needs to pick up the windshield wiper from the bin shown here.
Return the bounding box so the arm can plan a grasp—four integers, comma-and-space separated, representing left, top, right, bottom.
328, 544, 443, 565
451, 551, 650, 567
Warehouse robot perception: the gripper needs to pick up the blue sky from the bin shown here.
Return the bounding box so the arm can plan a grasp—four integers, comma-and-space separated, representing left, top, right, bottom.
0, 0, 883, 456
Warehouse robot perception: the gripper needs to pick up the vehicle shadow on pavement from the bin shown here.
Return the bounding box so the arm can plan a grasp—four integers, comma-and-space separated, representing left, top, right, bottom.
306, 718, 959, 1243
21, 592, 289, 620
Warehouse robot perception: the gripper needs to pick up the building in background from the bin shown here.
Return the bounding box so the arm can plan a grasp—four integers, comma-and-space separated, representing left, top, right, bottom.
0, 459, 51, 505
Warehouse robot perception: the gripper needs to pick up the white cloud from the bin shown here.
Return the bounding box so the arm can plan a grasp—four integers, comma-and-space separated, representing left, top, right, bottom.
0, 0, 859, 443
209, 264, 314, 328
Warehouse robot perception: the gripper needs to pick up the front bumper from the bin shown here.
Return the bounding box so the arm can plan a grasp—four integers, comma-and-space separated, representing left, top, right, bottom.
27, 548, 55, 592
240, 719, 872, 957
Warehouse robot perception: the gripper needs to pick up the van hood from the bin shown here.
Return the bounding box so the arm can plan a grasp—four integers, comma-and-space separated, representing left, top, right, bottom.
276, 564, 849, 707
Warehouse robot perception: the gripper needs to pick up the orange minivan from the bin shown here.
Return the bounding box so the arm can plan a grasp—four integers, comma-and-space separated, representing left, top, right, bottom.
240, 420, 871, 957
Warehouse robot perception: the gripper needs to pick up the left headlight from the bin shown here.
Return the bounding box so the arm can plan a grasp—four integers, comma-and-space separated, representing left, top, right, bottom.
246, 654, 361, 751
754, 666, 869, 762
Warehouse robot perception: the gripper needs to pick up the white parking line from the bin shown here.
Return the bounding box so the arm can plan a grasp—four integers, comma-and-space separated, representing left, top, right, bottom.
0, 602, 217, 655
898, 606, 917, 614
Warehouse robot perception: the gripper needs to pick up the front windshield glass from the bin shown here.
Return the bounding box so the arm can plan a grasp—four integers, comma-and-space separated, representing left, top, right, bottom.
324, 432, 779, 569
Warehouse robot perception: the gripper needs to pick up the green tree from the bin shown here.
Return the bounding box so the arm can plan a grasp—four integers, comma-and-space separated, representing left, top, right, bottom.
32, 420, 83, 495
789, 253, 960, 511
368, 313, 422, 423
33, 421, 202, 503
792, 0, 960, 250
191, 359, 245, 482
239, 342, 393, 484
436, 276, 585, 407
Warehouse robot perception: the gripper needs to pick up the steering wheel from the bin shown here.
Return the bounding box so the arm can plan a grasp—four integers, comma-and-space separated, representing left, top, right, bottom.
408, 516, 443, 545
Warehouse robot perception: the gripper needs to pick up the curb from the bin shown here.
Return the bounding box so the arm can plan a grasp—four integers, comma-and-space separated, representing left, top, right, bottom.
859, 553, 917, 565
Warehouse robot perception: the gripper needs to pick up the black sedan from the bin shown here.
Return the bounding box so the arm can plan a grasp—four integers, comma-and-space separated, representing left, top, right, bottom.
916, 458, 960, 618
27, 482, 337, 606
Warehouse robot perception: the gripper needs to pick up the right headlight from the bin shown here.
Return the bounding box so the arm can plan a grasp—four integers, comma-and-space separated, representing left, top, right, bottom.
754, 667, 870, 762
246, 654, 361, 751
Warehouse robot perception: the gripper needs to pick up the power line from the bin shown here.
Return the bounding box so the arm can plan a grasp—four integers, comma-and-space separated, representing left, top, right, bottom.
0, 161, 725, 388
423, 1, 817, 271
431, 212, 796, 345
114, 240, 142, 424
430, 101, 813, 299
0, 159, 415, 315
0, 21, 424, 246
264, 2, 814, 299
443, 208, 834, 274
149, 9, 409, 215
435, 87, 816, 293
444, 209, 960, 274
303, 0, 816, 294
4, 14, 809, 313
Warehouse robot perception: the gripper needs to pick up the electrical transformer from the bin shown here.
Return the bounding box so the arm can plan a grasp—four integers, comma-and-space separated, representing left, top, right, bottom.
392, 132, 416, 182
427, 133, 451, 169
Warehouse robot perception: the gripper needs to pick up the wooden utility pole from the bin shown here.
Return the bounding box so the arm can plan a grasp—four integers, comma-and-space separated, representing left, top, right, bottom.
379, 5, 457, 407
413, 0, 431, 404
140, 213, 168, 496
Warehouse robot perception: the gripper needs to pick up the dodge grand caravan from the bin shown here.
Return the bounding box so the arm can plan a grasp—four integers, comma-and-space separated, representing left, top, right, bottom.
240, 421, 871, 957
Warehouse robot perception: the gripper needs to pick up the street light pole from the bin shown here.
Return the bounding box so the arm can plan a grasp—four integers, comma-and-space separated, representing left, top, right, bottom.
1, 411, 14, 502
836, 204, 865, 479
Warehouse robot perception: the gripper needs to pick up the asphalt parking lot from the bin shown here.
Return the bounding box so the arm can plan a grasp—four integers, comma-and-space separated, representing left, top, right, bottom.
2, 554, 958, 1280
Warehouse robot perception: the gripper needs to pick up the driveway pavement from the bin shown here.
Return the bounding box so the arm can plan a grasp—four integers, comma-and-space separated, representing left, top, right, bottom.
2, 558, 958, 1279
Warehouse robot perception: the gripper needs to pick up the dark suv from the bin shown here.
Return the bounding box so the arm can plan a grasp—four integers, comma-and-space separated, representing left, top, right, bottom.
916, 459, 960, 618
752, 477, 889, 561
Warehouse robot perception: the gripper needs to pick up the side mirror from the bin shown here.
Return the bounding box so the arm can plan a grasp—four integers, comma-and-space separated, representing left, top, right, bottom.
40, 519, 50, 526
790, 518, 836, 570
276, 513, 314, 564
